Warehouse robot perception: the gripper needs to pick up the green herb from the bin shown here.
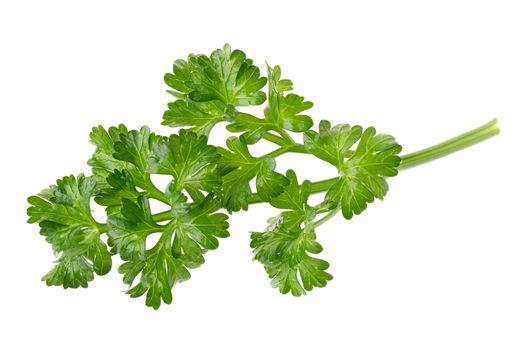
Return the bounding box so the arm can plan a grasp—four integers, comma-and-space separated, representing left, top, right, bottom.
27, 44, 500, 309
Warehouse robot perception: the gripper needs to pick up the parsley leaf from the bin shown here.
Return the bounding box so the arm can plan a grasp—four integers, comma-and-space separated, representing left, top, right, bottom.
264, 64, 314, 132
251, 222, 332, 296
252, 171, 332, 295
113, 126, 159, 173
162, 99, 225, 136
185, 44, 267, 105
89, 125, 157, 188
270, 170, 312, 212
148, 129, 221, 200
225, 106, 274, 144
163, 44, 267, 135
110, 196, 229, 309
94, 169, 140, 216
89, 125, 169, 213
88, 124, 130, 184
304, 120, 363, 169
107, 196, 162, 261
218, 137, 288, 211
225, 65, 313, 144
27, 174, 111, 288
305, 122, 402, 219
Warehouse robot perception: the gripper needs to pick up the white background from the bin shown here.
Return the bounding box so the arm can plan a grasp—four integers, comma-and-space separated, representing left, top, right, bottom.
1, 1, 524, 349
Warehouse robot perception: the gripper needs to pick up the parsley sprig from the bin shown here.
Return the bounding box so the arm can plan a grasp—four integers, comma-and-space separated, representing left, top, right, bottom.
27, 44, 499, 309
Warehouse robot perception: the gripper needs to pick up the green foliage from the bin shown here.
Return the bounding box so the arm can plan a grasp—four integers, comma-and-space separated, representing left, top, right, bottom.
218, 137, 288, 211
251, 170, 332, 295
27, 174, 111, 288
225, 64, 314, 144
89, 125, 159, 192
304, 120, 363, 169
31, 124, 231, 308
94, 169, 140, 216
110, 196, 229, 309
28, 44, 436, 309
149, 129, 221, 198
265, 64, 314, 132
162, 44, 268, 135
305, 121, 401, 219
88, 124, 130, 183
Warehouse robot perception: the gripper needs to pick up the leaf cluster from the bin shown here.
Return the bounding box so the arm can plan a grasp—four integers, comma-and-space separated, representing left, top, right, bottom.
27, 44, 401, 308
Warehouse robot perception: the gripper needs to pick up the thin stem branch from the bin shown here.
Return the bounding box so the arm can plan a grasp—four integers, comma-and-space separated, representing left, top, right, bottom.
153, 210, 173, 222
96, 223, 108, 233
314, 206, 340, 227
144, 175, 170, 205
263, 144, 309, 159
254, 119, 500, 201
277, 129, 296, 145
398, 118, 500, 170
133, 119, 500, 227
262, 132, 288, 146
264, 147, 290, 159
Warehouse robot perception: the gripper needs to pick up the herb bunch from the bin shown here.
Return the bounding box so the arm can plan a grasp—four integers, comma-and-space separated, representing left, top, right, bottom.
27, 44, 500, 309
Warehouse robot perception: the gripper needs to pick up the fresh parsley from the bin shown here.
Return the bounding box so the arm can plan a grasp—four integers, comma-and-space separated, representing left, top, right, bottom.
27, 44, 500, 309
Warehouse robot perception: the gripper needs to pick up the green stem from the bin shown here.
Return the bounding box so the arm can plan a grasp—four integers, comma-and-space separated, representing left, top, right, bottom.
143, 176, 170, 205
264, 144, 309, 159
262, 130, 306, 150
118, 119, 500, 227
262, 132, 288, 146
97, 209, 176, 234
264, 147, 290, 158
310, 177, 339, 193
153, 200, 222, 223
96, 223, 108, 233
153, 210, 173, 222
314, 206, 340, 227
277, 129, 296, 145
398, 118, 499, 170
254, 118, 500, 202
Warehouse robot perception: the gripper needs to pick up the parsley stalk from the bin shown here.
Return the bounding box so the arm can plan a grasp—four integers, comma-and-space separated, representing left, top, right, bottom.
253, 118, 500, 203
132, 118, 500, 226
398, 118, 499, 170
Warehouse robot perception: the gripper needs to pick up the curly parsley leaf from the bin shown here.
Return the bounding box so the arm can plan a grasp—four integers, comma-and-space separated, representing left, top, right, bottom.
94, 169, 141, 216
164, 58, 192, 97
225, 106, 274, 144
165, 181, 191, 216
148, 130, 221, 199
88, 124, 129, 183
224, 65, 314, 143
89, 125, 159, 190
312, 124, 403, 219
218, 137, 288, 211
270, 170, 312, 212
27, 174, 111, 288
304, 120, 363, 169
163, 44, 268, 135
118, 241, 188, 310
107, 196, 162, 261
251, 214, 331, 296
88, 125, 170, 214
251, 170, 331, 296
113, 126, 159, 173
162, 99, 226, 136
264, 64, 314, 132
186, 44, 267, 105
110, 196, 229, 309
